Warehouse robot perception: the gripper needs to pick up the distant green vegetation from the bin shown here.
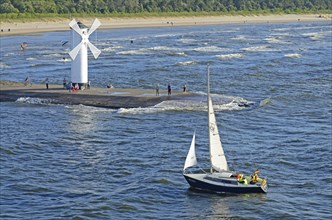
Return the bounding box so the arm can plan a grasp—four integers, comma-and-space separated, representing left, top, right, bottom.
0, 0, 331, 21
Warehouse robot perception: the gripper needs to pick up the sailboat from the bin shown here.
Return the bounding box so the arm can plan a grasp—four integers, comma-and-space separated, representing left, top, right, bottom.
183, 66, 268, 194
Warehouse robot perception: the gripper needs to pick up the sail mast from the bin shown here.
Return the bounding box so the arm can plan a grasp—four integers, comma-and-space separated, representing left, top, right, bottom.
207, 64, 213, 173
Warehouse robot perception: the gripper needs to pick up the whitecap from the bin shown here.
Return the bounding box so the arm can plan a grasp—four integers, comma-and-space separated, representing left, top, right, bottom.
284, 53, 302, 58
147, 46, 177, 51
265, 36, 291, 44
16, 97, 56, 105
216, 53, 244, 59
177, 38, 197, 44
102, 45, 123, 52
117, 49, 149, 55
231, 35, 248, 41
193, 46, 229, 52
26, 57, 36, 61
242, 45, 278, 52
302, 32, 322, 40
58, 58, 71, 62
176, 61, 197, 66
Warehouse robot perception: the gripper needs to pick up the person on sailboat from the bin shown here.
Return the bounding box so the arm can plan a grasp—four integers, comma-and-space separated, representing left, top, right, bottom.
250, 170, 260, 184
237, 174, 248, 184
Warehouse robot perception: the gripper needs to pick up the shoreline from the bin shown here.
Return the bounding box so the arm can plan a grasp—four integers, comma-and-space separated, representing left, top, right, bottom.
1, 14, 330, 36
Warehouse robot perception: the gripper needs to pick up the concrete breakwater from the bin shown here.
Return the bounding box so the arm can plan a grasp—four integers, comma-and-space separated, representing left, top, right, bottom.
0, 81, 190, 108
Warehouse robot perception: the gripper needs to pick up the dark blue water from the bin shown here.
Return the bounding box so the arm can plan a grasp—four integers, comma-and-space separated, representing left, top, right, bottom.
1, 21, 331, 219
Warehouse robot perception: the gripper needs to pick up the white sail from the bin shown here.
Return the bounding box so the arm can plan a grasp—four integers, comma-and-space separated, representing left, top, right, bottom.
183, 131, 197, 171
208, 97, 229, 171
207, 66, 229, 172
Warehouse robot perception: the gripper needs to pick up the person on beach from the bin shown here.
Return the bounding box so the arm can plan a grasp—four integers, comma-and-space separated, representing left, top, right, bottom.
24, 76, 30, 86
156, 83, 159, 96
45, 78, 49, 89
168, 83, 172, 96
183, 84, 187, 92
87, 80, 91, 89
63, 77, 67, 89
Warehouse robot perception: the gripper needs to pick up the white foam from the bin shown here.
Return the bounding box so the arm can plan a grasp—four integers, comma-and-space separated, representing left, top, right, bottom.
117, 94, 253, 114
26, 57, 36, 61
102, 45, 123, 52
58, 58, 71, 62
16, 97, 55, 105
176, 61, 197, 66
302, 32, 323, 40
242, 45, 279, 52
284, 53, 302, 58
177, 38, 197, 44
117, 49, 149, 55
265, 36, 291, 44
231, 35, 248, 41
216, 53, 244, 59
147, 46, 177, 51
193, 46, 229, 52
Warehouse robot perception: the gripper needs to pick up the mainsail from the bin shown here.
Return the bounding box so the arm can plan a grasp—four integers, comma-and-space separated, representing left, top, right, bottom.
207, 66, 229, 172
183, 131, 197, 171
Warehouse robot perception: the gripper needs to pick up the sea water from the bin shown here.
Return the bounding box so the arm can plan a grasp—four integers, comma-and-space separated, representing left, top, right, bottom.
0, 21, 331, 219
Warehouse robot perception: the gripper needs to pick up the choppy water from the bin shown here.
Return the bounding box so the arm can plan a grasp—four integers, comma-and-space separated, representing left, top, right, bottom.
1, 21, 332, 219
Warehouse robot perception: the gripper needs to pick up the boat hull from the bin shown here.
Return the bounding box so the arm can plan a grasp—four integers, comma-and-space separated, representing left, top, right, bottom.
183, 173, 267, 194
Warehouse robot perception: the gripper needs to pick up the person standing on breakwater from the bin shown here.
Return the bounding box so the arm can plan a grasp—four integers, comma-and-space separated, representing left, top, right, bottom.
45, 78, 49, 89
156, 83, 159, 96
168, 83, 172, 96
63, 77, 67, 89
24, 76, 31, 86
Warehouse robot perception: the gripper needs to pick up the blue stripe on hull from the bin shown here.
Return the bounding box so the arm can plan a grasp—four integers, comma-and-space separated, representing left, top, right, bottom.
184, 175, 267, 194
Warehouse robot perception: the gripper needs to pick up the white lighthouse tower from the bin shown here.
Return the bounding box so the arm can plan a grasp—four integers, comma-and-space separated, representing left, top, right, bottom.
69, 18, 101, 88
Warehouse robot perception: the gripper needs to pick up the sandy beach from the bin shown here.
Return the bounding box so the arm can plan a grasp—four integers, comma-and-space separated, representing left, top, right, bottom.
0, 14, 330, 36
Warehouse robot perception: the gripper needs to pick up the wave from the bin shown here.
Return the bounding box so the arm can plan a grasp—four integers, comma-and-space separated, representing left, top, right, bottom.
176, 61, 197, 66
147, 46, 177, 51
0, 63, 10, 68
177, 38, 197, 44
242, 45, 279, 52
43, 53, 66, 58
57, 58, 71, 62
117, 49, 149, 55
4, 52, 15, 57
216, 53, 244, 59
230, 35, 248, 41
102, 45, 123, 52
284, 53, 302, 58
302, 32, 324, 40
193, 46, 229, 52
265, 36, 291, 44
16, 97, 56, 105
167, 51, 186, 56
117, 94, 253, 114
65, 104, 116, 113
